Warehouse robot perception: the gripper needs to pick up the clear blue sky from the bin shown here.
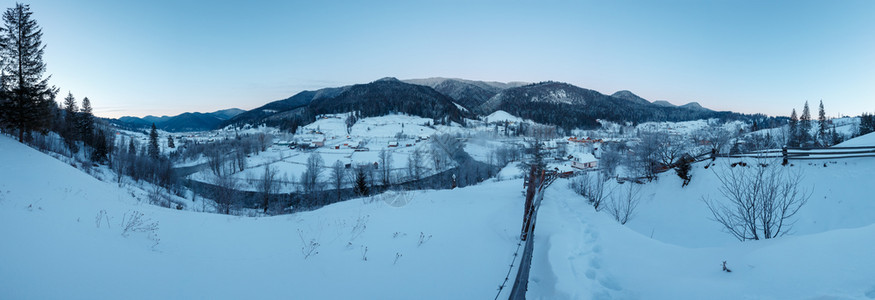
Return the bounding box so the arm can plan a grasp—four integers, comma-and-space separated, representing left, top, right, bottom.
7, 0, 875, 118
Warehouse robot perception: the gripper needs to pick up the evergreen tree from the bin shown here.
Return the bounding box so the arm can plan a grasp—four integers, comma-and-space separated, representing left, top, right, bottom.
61, 92, 78, 151
799, 101, 812, 146
788, 109, 799, 147
78, 97, 94, 145
830, 124, 843, 145
675, 157, 692, 187
128, 138, 137, 155
148, 123, 159, 159
62, 92, 77, 129
0, 3, 57, 142
817, 100, 828, 146
167, 135, 175, 148
354, 167, 369, 197
860, 113, 875, 136
90, 129, 108, 163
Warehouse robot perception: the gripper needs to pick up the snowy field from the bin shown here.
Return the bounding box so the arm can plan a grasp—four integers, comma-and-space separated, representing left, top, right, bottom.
531, 180, 875, 299
4, 113, 875, 299
528, 134, 875, 299
0, 134, 525, 299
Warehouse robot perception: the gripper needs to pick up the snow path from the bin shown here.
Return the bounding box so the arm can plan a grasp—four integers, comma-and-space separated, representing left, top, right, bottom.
528, 184, 625, 300
527, 175, 875, 299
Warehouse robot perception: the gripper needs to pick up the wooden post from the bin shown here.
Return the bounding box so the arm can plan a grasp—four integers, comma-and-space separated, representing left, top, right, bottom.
782, 146, 788, 166
521, 165, 537, 240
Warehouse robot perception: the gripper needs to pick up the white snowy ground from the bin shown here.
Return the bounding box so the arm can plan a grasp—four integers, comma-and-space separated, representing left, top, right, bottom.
0, 134, 524, 299
485, 110, 527, 124
187, 114, 464, 191
528, 133, 875, 299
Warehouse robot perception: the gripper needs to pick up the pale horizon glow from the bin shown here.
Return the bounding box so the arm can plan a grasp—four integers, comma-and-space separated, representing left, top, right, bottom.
7, 0, 875, 119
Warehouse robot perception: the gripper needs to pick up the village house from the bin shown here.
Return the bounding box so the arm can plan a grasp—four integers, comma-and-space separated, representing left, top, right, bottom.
568, 152, 598, 170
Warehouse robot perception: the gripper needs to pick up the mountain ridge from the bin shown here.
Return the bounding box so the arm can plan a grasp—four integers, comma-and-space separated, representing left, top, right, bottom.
209, 77, 754, 131
110, 108, 244, 132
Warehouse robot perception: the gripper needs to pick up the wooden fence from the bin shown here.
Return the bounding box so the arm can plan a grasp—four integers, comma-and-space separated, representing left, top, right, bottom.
507, 168, 557, 300
720, 145, 875, 163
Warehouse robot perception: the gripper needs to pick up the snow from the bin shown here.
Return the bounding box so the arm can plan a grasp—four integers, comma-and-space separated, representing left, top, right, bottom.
531, 183, 875, 299
495, 162, 524, 181
186, 114, 462, 191
836, 131, 875, 147
0, 134, 524, 299
5, 112, 875, 299
485, 110, 525, 124
528, 155, 875, 299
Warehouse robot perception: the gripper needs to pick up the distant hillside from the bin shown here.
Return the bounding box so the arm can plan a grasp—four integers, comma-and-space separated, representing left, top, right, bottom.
680, 102, 709, 111
652, 100, 676, 107
223, 78, 469, 130
110, 108, 244, 132
478, 81, 744, 129
404, 78, 527, 112
225, 87, 347, 127
223, 77, 765, 131
404, 77, 527, 91
310, 78, 467, 124
611, 90, 651, 106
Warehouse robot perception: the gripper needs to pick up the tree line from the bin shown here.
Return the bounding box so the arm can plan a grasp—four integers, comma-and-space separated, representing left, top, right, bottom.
786, 100, 844, 147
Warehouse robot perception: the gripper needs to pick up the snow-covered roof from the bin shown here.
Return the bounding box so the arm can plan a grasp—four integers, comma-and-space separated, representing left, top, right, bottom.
569, 152, 597, 162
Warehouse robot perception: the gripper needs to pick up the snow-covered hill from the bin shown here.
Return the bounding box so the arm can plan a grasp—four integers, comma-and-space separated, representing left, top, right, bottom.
836, 131, 875, 147
0, 134, 524, 299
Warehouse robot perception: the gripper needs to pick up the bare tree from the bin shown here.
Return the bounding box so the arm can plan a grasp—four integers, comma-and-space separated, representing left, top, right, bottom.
570, 171, 613, 211
606, 182, 641, 225
630, 133, 661, 180
206, 147, 226, 176
212, 173, 239, 215
407, 147, 425, 183
301, 153, 324, 205
430, 146, 446, 171
330, 160, 346, 201
258, 165, 280, 214
703, 160, 810, 241
378, 148, 392, 186
652, 131, 688, 167
694, 123, 733, 156
598, 143, 622, 178
234, 144, 247, 172
257, 133, 272, 152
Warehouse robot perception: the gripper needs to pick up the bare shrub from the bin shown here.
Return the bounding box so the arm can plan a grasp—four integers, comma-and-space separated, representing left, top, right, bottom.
120, 210, 159, 238
417, 232, 432, 246
297, 229, 320, 259
703, 160, 810, 241
606, 182, 641, 225
570, 171, 613, 211
349, 215, 369, 241
148, 185, 172, 208
95, 210, 110, 228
